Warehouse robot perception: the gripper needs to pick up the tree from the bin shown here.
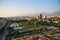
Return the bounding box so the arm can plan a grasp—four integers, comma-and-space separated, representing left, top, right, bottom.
7, 27, 14, 34
33, 21, 38, 27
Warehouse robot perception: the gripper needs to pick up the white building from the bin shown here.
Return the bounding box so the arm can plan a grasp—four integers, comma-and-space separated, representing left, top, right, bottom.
10, 23, 23, 30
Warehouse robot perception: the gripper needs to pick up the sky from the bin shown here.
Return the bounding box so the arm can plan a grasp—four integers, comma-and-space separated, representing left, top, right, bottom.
0, 0, 60, 17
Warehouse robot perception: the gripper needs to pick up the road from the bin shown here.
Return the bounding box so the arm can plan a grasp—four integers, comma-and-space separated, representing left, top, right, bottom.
0, 20, 10, 40
0, 19, 7, 30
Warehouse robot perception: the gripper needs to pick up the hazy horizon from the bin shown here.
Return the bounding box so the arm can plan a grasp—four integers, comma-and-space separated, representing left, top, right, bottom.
0, 0, 60, 17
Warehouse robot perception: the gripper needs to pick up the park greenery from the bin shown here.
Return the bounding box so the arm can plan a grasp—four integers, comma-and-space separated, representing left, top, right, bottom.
6, 18, 60, 40
18, 19, 60, 29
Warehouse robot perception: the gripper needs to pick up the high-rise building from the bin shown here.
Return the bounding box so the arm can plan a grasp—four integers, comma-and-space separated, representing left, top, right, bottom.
38, 13, 42, 21
40, 13, 42, 19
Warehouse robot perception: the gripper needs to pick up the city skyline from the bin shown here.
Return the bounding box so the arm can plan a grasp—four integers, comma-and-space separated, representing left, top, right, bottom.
0, 0, 60, 17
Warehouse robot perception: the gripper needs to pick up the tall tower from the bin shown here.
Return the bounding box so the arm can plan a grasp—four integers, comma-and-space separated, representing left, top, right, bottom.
38, 13, 42, 21
40, 13, 42, 19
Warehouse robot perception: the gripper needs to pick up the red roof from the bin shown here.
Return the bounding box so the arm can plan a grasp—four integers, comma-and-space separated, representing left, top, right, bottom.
27, 36, 35, 40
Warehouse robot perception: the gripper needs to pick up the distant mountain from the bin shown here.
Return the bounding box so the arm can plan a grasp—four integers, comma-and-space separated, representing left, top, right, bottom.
26, 10, 60, 16
51, 10, 60, 16
35, 10, 60, 16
